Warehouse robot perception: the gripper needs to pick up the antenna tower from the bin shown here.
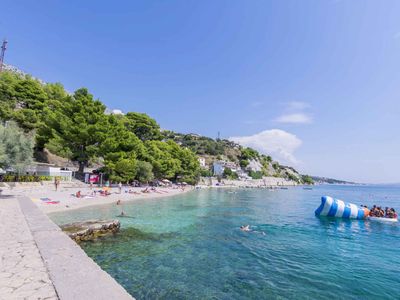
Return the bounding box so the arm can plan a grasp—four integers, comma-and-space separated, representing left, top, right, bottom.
0, 39, 8, 73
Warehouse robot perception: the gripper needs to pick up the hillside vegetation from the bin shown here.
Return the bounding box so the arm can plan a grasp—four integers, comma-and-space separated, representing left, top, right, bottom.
163, 131, 308, 183
0, 71, 199, 184
0, 68, 312, 184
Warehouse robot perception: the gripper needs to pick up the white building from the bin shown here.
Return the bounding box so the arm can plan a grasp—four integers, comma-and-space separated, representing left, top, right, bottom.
213, 161, 225, 176
212, 161, 240, 176
26, 163, 73, 181
198, 157, 206, 168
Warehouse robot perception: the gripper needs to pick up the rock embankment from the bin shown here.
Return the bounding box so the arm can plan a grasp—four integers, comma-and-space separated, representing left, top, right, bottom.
61, 220, 120, 242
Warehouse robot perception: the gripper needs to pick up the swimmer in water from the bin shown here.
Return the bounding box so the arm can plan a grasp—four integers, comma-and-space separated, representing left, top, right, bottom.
240, 225, 250, 232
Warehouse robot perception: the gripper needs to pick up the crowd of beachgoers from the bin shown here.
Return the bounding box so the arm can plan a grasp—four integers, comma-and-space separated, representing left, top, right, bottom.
361, 205, 398, 219
2, 181, 191, 214
1, 176, 302, 214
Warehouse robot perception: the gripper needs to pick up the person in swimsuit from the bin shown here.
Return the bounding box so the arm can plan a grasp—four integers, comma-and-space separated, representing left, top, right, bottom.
240, 225, 250, 232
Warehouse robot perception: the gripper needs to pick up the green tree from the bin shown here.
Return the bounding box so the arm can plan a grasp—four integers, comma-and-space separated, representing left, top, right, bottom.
173, 143, 200, 184
222, 167, 239, 180
302, 175, 314, 185
107, 157, 137, 183
46, 88, 109, 172
240, 147, 259, 160
135, 160, 154, 183
240, 159, 249, 168
12, 76, 48, 131
223, 167, 233, 178
144, 140, 181, 179
200, 168, 212, 177
124, 112, 162, 141
0, 71, 19, 121
249, 170, 263, 179
287, 173, 300, 183
0, 122, 34, 173
101, 114, 146, 165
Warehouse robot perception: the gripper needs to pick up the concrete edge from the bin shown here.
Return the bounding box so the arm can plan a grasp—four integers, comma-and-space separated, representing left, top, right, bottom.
18, 196, 134, 300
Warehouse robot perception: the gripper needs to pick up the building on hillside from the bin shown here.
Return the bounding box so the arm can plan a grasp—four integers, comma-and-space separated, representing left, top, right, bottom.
213, 161, 225, 176
237, 169, 251, 180
213, 161, 240, 176
224, 161, 240, 172
198, 157, 206, 168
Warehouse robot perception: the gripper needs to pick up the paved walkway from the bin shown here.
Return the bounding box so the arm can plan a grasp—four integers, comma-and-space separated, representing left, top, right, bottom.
0, 195, 134, 300
0, 197, 57, 299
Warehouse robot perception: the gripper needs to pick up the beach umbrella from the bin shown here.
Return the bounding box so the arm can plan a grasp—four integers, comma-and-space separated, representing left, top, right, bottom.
181, 182, 187, 185
161, 179, 171, 183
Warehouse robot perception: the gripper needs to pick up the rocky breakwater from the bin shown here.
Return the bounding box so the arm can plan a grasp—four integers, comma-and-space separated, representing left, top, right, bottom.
61, 220, 120, 242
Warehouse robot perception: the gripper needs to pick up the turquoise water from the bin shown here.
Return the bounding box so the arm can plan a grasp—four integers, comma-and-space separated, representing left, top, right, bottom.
50, 185, 400, 299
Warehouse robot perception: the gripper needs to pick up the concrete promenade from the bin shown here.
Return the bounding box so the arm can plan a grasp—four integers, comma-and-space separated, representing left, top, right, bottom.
0, 195, 134, 300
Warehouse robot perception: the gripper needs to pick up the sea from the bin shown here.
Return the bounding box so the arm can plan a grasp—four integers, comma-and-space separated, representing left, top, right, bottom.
50, 185, 400, 300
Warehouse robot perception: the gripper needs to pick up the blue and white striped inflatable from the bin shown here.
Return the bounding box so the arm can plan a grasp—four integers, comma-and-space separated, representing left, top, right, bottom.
315, 196, 369, 220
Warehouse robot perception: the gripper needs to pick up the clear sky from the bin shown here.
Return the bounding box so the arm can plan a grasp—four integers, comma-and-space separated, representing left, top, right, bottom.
1, 1, 400, 183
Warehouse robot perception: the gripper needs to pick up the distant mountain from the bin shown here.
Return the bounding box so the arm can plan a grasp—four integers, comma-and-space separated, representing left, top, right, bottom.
311, 176, 356, 185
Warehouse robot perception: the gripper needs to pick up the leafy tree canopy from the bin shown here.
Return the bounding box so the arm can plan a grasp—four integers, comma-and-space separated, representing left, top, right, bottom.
0, 121, 34, 173
124, 112, 162, 141
136, 160, 154, 183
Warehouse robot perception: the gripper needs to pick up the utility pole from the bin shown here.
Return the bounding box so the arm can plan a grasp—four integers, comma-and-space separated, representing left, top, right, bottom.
0, 39, 7, 73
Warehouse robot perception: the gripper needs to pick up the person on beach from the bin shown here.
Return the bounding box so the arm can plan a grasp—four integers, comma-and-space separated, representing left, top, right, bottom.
118, 182, 122, 194
54, 177, 60, 191
76, 191, 82, 198
116, 199, 121, 205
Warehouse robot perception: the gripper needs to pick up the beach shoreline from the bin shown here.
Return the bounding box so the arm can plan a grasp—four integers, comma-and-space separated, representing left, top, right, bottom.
2, 176, 304, 215
4, 184, 193, 214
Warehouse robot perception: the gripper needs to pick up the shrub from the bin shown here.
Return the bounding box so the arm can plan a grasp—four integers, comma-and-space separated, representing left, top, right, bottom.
0, 174, 54, 182
200, 169, 212, 177
240, 159, 249, 168
302, 175, 314, 185
249, 171, 263, 179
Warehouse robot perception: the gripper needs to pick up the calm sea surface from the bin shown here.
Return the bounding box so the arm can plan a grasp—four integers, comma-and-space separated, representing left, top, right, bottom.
50, 185, 400, 300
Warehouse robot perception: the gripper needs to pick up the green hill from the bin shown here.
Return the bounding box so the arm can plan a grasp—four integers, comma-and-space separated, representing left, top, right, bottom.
0, 65, 311, 184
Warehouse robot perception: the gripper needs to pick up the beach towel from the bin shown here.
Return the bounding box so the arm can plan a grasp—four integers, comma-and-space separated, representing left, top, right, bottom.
45, 201, 60, 204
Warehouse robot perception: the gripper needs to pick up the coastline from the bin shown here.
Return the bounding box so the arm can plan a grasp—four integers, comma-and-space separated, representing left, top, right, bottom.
5, 184, 193, 214
2, 176, 302, 216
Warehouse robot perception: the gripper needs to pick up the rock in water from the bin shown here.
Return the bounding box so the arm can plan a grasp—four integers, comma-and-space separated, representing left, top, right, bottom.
61, 220, 120, 242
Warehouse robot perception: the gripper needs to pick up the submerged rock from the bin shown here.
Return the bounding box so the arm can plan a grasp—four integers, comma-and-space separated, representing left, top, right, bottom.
61, 220, 120, 242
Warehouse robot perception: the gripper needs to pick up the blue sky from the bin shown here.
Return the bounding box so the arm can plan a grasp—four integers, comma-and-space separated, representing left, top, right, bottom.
1, 1, 400, 183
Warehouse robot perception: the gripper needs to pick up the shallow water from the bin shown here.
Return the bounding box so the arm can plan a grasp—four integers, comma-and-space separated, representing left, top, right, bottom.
50, 185, 400, 300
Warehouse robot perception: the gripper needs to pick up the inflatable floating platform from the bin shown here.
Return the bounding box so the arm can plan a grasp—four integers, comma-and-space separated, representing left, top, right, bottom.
315, 196, 398, 222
